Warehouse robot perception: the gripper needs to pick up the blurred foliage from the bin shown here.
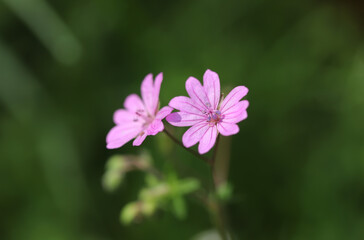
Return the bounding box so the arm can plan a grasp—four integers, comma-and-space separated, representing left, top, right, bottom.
1, 0, 364, 239
216, 182, 233, 202
103, 153, 200, 225
120, 174, 200, 225
102, 153, 151, 192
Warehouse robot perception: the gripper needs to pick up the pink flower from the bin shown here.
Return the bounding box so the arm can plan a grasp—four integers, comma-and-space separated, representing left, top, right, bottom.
166, 69, 249, 154
106, 73, 172, 149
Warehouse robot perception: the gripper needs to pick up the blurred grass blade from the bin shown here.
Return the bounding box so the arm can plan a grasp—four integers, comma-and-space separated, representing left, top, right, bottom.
3, 0, 82, 64
0, 39, 42, 120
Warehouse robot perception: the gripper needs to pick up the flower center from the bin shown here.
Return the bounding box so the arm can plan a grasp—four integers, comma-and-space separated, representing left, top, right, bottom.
205, 110, 223, 126
133, 109, 154, 126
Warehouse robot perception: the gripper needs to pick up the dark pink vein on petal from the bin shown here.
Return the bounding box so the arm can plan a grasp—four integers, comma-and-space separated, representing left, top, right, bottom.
178, 101, 205, 117
189, 123, 209, 141
200, 125, 213, 148
207, 126, 214, 145
178, 118, 205, 123
222, 101, 248, 116
220, 90, 241, 111
180, 111, 205, 118
190, 86, 209, 111
218, 123, 228, 132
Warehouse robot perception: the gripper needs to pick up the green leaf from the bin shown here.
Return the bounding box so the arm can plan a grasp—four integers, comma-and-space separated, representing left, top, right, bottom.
139, 183, 169, 201
145, 174, 159, 187
106, 155, 125, 171
172, 196, 186, 219
178, 178, 200, 194
141, 200, 156, 216
102, 170, 124, 192
120, 202, 139, 225
216, 182, 233, 201
102, 155, 126, 192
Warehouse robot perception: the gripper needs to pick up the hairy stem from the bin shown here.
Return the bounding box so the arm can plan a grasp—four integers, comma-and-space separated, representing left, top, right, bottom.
210, 134, 229, 240
163, 128, 213, 166
211, 202, 229, 240
210, 134, 220, 187
163, 128, 230, 239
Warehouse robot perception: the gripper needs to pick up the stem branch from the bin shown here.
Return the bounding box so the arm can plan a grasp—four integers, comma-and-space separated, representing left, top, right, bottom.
163, 128, 229, 239
163, 128, 213, 166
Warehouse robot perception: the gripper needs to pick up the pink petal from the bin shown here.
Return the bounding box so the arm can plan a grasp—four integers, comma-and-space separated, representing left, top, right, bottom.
107, 141, 129, 149
113, 109, 136, 125
217, 122, 239, 136
203, 69, 220, 109
185, 77, 211, 111
153, 73, 163, 110
198, 126, 218, 154
133, 132, 148, 146
141, 73, 156, 116
156, 106, 173, 120
106, 124, 141, 149
106, 123, 141, 142
166, 112, 205, 127
220, 86, 249, 113
147, 120, 164, 135
222, 100, 249, 123
182, 122, 210, 148
169, 96, 205, 116
124, 94, 145, 113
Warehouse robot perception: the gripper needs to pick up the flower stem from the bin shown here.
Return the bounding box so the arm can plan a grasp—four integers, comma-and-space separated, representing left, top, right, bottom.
163, 128, 230, 239
163, 128, 213, 166
211, 134, 220, 187
209, 134, 229, 240
211, 202, 229, 240
212, 134, 220, 164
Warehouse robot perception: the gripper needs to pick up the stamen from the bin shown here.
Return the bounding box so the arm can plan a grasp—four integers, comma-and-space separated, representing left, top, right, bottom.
205, 110, 223, 125
135, 108, 154, 124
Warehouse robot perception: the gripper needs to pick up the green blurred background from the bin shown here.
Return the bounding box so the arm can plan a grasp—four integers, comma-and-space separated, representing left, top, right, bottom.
1, 0, 364, 239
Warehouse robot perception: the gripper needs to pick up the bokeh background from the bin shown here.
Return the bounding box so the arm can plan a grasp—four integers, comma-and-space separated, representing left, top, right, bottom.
1, 0, 364, 239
